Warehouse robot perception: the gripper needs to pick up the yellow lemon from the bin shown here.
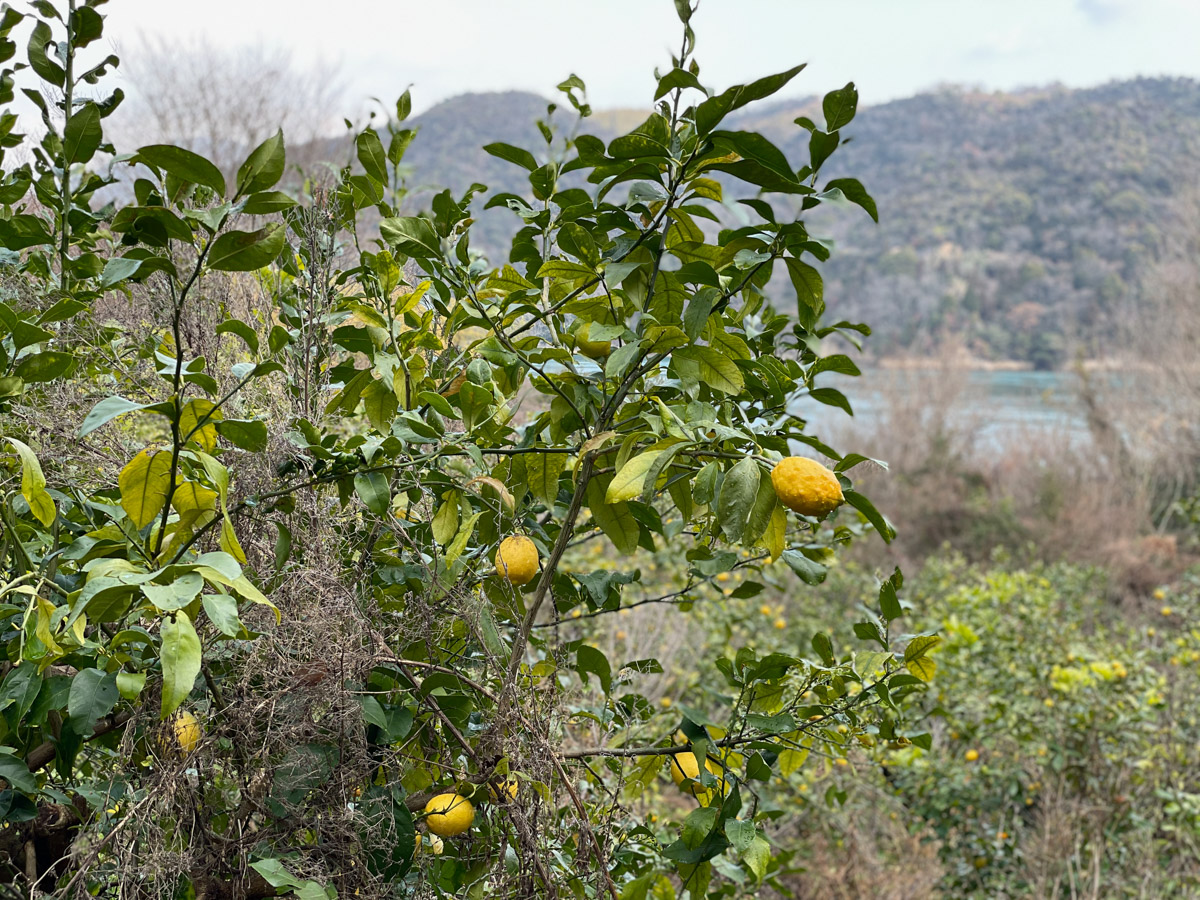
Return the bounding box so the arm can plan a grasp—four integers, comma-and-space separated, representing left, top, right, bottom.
759, 604, 772, 616
965, 749, 979, 762
660, 697, 672, 708
716, 572, 730, 583
770, 456, 844, 517
1161, 606, 1173, 616
495, 536, 539, 585
669, 752, 722, 796
424, 793, 475, 837
773, 618, 787, 630
173, 710, 202, 754
487, 776, 519, 803
575, 322, 612, 359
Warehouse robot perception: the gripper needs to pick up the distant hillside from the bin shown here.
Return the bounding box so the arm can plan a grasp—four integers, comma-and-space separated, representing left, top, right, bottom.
397, 78, 1200, 368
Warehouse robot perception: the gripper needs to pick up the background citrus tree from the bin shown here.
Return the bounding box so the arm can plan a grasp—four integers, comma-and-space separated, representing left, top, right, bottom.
0, 1, 936, 896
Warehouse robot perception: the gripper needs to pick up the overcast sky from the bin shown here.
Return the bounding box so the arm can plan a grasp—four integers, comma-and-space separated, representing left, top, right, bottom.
102, 0, 1200, 115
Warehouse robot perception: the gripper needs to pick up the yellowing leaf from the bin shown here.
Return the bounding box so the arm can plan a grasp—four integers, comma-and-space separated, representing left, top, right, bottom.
526, 451, 567, 504
606, 450, 663, 504
465, 476, 515, 511
119, 449, 172, 529
764, 504, 787, 562
363, 378, 398, 429
179, 399, 221, 451
220, 515, 247, 564
172, 481, 218, 513
432, 494, 460, 546
907, 655, 936, 683
7, 438, 55, 526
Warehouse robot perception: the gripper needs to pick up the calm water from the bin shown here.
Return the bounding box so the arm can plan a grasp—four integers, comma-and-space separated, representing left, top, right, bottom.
802, 368, 1099, 452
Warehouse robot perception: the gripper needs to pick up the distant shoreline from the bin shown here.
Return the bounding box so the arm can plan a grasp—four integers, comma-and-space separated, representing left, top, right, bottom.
872, 356, 1154, 374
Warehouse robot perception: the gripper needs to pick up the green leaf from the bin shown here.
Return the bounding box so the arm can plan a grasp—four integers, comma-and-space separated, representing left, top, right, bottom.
694, 64, 807, 135
236, 129, 285, 195
357, 129, 388, 183
63, 102, 102, 164
682, 807, 719, 849
379, 216, 440, 258
674, 347, 743, 395
712, 131, 797, 183
725, 819, 758, 853
576, 645, 612, 694
362, 379, 397, 431
201, 592, 242, 637
78, 396, 155, 438
586, 475, 639, 555
743, 835, 771, 881
843, 490, 895, 543
136, 144, 226, 196
526, 451, 566, 504
822, 177, 877, 223
67, 668, 118, 734
119, 449, 172, 529
0, 748, 35, 794
208, 223, 286, 272
100, 255, 144, 288
354, 472, 390, 515
142, 573, 204, 612
27, 21, 64, 86
716, 457, 760, 543
823, 82, 858, 131
213, 419, 268, 453
160, 611, 201, 718
14, 350, 73, 382
116, 672, 146, 701
785, 258, 824, 330
242, 191, 296, 215
483, 142, 538, 171
7, 438, 55, 526
879, 581, 902, 622
781, 550, 827, 585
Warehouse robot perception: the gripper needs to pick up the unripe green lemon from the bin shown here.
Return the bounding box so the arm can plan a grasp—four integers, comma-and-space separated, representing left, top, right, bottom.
575, 322, 612, 359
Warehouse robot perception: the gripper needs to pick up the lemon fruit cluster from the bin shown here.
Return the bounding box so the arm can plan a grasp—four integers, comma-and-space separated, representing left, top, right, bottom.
495, 535, 539, 585
423, 793, 475, 837
770, 456, 844, 518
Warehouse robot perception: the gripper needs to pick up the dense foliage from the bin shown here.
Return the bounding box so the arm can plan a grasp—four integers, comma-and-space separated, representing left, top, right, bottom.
0, 2, 936, 897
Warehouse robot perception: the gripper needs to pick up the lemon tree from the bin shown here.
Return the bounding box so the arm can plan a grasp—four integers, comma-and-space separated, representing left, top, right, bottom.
0, 0, 936, 895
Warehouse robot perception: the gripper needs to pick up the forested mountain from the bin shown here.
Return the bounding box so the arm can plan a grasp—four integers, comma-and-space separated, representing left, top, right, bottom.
394, 78, 1200, 368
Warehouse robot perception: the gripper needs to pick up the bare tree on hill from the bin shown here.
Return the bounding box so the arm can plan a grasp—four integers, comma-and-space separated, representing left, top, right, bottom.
112, 34, 347, 182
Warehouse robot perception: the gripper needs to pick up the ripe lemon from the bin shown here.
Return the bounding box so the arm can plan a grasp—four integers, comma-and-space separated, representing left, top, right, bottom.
487, 776, 519, 802
495, 535, 539, 585
423, 793, 475, 837
770, 456, 844, 517
965, 749, 979, 762
575, 322, 612, 359
172, 710, 202, 754
669, 752, 721, 796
